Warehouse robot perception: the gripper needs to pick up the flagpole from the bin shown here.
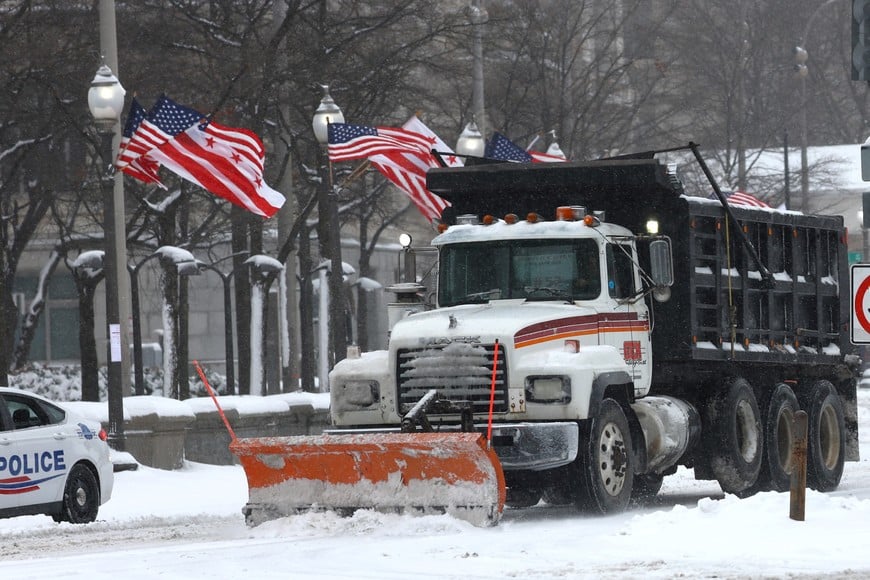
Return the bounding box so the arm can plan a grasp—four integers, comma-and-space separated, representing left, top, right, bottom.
97, 0, 131, 446
312, 88, 348, 386
470, 0, 487, 138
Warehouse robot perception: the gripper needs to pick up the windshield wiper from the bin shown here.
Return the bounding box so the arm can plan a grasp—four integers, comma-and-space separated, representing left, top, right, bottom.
462, 289, 502, 302
523, 286, 570, 301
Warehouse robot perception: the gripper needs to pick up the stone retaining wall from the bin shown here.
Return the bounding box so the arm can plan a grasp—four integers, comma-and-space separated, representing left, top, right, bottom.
106, 397, 330, 470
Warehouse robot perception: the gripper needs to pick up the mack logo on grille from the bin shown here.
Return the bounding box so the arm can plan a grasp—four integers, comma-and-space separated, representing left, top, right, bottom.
425, 336, 481, 346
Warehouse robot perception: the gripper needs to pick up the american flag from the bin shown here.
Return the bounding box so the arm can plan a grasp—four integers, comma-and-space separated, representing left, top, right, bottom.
368, 116, 457, 222
149, 119, 285, 218
485, 132, 532, 162
116, 95, 203, 167
485, 132, 568, 163
530, 151, 568, 163
116, 98, 164, 187
328, 123, 435, 162
714, 190, 771, 208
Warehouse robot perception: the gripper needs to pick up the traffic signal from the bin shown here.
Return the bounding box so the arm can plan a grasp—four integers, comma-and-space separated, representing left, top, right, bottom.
853, 0, 870, 80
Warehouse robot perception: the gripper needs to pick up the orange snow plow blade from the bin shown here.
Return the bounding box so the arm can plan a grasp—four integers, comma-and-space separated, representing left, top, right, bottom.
231, 432, 506, 527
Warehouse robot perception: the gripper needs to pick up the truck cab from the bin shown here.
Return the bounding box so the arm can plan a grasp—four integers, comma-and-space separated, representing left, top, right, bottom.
433, 209, 655, 399
329, 205, 678, 512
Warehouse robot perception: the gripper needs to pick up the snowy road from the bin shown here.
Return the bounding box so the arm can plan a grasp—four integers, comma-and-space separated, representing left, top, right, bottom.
2, 391, 870, 579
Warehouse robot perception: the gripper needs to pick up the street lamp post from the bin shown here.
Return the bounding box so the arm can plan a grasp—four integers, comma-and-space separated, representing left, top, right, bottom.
88, 64, 127, 449
796, 0, 839, 214
794, 44, 809, 213
455, 122, 485, 159
469, 0, 487, 138
312, 86, 347, 384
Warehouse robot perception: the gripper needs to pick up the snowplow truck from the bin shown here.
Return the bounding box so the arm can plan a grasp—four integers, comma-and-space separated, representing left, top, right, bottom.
327, 153, 859, 516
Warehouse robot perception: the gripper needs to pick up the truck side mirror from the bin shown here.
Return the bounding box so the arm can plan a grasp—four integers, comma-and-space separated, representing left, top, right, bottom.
649, 239, 674, 288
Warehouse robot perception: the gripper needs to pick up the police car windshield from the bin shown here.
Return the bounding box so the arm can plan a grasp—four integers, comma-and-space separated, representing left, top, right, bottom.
438, 239, 601, 306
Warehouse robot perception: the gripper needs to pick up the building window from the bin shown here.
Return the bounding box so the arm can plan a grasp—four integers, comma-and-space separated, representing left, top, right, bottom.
13, 273, 81, 363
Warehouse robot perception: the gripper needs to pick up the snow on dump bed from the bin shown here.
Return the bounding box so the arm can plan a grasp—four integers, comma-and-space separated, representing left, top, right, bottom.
432, 217, 633, 244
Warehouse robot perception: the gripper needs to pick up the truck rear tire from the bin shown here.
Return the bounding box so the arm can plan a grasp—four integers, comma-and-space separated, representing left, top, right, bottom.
758, 383, 800, 492
702, 377, 762, 494
799, 380, 845, 492
574, 398, 634, 514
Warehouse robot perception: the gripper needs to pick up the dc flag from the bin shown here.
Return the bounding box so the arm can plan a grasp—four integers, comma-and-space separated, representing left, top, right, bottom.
117, 95, 284, 217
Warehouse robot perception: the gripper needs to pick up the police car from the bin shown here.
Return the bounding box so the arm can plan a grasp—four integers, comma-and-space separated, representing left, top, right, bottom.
0, 387, 113, 523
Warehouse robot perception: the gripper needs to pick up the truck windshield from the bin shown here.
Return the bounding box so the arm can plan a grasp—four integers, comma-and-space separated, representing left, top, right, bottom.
438, 239, 601, 306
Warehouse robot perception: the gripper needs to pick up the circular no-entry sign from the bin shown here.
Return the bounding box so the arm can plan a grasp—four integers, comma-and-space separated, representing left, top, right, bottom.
852, 264, 870, 344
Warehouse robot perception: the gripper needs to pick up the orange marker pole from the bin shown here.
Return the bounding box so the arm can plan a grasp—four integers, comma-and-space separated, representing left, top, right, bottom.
193, 360, 237, 443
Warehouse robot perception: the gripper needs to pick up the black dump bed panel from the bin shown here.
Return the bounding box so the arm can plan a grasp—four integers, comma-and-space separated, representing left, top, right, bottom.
657, 198, 849, 367
430, 158, 681, 229
428, 159, 852, 369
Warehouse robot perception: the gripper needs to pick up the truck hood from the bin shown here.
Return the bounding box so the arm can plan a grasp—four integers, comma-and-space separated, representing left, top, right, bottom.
390, 301, 598, 349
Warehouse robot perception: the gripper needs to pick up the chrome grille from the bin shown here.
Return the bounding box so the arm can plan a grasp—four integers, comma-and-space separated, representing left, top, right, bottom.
396, 342, 508, 414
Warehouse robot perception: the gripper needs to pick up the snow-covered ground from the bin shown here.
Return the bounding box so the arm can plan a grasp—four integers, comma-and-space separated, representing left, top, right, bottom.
3, 391, 870, 579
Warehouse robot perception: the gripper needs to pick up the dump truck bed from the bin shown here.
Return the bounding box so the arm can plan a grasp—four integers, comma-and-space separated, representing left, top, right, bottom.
427, 158, 853, 372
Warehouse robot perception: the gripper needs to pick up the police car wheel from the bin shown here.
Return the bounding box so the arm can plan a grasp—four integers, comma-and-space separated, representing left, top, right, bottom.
55, 464, 100, 524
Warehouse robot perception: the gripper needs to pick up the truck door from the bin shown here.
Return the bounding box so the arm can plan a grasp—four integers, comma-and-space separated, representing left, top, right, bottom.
599, 242, 652, 396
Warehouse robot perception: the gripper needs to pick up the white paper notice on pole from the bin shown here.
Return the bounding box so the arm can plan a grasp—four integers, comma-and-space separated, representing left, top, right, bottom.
109, 323, 122, 362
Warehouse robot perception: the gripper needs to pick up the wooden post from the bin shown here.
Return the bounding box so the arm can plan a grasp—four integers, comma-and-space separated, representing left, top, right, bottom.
789, 410, 808, 521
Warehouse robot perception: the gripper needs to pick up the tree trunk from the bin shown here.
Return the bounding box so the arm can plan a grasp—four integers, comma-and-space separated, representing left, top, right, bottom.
178, 276, 190, 400
232, 206, 252, 395
12, 250, 61, 369
160, 264, 179, 399
177, 197, 191, 400
78, 279, 100, 401
0, 274, 9, 386
249, 276, 269, 396
298, 227, 316, 392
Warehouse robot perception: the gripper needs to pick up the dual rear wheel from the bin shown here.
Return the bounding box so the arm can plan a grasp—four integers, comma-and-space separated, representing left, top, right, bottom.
703, 377, 846, 496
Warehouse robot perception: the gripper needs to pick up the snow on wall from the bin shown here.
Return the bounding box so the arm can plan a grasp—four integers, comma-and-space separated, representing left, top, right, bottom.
62, 392, 330, 423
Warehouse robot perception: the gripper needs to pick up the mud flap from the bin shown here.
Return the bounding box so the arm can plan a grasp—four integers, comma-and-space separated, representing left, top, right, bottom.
231, 432, 506, 527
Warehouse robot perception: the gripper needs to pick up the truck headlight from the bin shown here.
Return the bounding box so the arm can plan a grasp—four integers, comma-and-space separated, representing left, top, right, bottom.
334, 380, 380, 410
525, 376, 571, 404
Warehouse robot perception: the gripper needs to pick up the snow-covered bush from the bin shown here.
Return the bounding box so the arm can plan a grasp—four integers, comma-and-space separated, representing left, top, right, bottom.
8, 363, 227, 401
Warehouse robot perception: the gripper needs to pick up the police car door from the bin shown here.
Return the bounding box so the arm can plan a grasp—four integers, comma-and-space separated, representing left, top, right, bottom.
600, 242, 652, 396
1, 394, 70, 510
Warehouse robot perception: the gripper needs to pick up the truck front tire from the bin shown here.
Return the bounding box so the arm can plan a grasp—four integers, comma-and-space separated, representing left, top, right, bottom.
702, 377, 762, 494
799, 380, 845, 492
574, 398, 634, 514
